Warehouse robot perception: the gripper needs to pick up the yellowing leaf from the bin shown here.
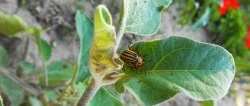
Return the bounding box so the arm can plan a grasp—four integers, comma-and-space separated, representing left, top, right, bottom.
89, 5, 120, 86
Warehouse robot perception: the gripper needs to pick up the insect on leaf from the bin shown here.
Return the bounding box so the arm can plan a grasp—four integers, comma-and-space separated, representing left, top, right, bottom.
116, 36, 235, 105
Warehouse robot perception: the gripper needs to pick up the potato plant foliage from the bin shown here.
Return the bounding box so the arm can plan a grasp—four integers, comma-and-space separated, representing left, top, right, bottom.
75, 0, 235, 105
0, 0, 235, 106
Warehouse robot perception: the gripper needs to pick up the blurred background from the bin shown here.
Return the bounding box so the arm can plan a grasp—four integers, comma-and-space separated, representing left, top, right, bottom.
0, 0, 250, 106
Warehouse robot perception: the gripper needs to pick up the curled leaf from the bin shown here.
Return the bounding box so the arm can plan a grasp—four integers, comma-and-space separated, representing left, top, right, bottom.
89, 5, 120, 86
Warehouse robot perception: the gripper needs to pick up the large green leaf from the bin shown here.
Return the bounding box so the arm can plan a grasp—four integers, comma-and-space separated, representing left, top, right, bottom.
0, 74, 24, 106
116, 36, 235, 105
0, 11, 27, 36
0, 46, 8, 66
90, 87, 123, 106
122, 0, 172, 35
75, 11, 93, 82
39, 61, 73, 85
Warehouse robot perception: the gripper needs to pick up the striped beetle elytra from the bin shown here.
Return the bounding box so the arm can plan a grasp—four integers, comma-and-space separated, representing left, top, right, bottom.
119, 46, 144, 68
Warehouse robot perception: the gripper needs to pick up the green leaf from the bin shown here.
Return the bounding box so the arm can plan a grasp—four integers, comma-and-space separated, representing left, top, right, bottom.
75, 82, 87, 95
75, 80, 123, 106
0, 95, 3, 106
39, 61, 73, 85
75, 11, 93, 82
0, 74, 23, 106
122, 0, 172, 35
0, 46, 8, 66
29, 96, 42, 106
177, 0, 197, 26
190, 8, 210, 31
116, 36, 235, 105
19, 61, 35, 75
45, 90, 58, 101
200, 100, 214, 106
234, 57, 250, 72
39, 39, 52, 61
0, 11, 27, 36
28, 27, 52, 61
90, 87, 123, 106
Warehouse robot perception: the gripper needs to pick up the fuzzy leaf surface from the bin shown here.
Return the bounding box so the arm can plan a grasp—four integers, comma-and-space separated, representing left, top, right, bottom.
116, 36, 235, 105
122, 0, 172, 35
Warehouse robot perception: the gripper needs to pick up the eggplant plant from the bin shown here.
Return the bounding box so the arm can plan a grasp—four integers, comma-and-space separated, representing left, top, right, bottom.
75, 0, 235, 106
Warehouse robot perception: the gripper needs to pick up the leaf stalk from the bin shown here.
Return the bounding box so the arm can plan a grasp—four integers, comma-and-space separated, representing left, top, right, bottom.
76, 78, 100, 106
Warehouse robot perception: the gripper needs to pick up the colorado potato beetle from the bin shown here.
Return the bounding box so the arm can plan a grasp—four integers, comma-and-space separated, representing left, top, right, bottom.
119, 46, 144, 68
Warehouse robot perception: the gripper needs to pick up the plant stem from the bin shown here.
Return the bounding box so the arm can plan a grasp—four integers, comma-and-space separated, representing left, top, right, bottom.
113, 0, 129, 53
44, 62, 48, 86
77, 78, 100, 106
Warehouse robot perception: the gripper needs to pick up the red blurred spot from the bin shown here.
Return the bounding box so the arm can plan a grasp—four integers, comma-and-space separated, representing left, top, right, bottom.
218, 0, 238, 16
246, 37, 250, 49
246, 26, 250, 49
231, 0, 239, 10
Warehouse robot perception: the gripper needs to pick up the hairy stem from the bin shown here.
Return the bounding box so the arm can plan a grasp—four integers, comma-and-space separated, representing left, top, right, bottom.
77, 78, 100, 106
113, 0, 129, 53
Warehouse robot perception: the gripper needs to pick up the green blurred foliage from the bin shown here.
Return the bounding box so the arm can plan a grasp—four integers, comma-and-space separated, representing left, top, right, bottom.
28, 27, 52, 62
19, 61, 36, 75
209, 9, 248, 57
200, 100, 214, 106
39, 61, 74, 85
178, 0, 213, 27
0, 46, 8, 66
0, 11, 27, 36
177, 0, 250, 72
